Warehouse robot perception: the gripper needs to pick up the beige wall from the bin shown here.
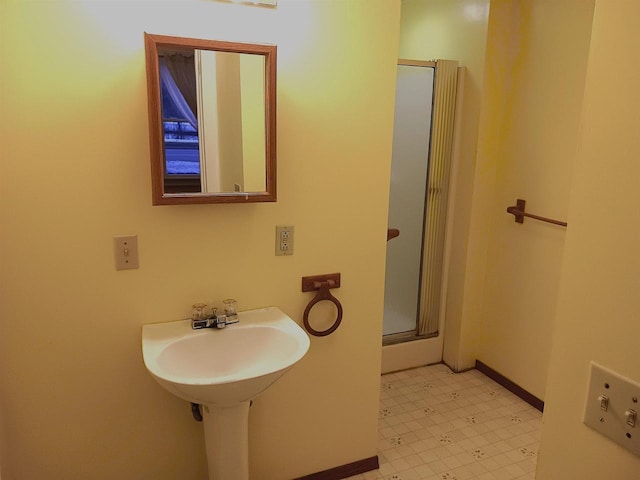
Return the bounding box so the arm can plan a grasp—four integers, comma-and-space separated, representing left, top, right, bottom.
461, 0, 594, 399
215, 52, 245, 191
240, 54, 267, 192
398, 0, 490, 370
537, 0, 640, 476
0, 1, 400, 479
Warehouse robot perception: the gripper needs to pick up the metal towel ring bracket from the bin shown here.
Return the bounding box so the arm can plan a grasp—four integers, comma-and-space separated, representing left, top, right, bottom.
301, 273, 343, 337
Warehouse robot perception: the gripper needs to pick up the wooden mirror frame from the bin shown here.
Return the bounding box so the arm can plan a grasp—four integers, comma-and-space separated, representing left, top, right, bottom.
144, 33, 277, 205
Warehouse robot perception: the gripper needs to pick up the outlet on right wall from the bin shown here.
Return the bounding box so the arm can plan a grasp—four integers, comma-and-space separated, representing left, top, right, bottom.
537, 0, 640, 477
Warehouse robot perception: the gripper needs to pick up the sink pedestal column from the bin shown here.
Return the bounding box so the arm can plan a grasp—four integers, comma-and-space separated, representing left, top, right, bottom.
202, 401, 250, 480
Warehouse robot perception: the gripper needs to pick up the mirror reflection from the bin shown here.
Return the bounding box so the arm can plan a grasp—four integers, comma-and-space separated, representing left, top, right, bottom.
144, 34, 277, 205
160, 47, 265, 194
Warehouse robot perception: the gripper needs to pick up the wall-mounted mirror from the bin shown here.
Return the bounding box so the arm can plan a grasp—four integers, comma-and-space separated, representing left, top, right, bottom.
144, 33, 277, 205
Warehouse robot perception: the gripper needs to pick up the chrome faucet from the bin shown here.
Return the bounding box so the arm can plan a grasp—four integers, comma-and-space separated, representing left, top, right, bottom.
191, 302, 239, 330
192, 313, 239, 330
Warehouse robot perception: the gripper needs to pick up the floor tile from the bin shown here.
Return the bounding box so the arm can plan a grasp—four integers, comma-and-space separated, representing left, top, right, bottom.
347, 364, 542, 480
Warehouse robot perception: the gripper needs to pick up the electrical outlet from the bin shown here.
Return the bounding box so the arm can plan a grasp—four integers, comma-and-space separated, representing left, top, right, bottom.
583, 361, 640, 456
275, 225, 294, 256
113, 235, 139, 270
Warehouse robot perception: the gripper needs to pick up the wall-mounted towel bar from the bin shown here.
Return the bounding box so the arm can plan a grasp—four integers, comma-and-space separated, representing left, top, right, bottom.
507, 199, 568, 227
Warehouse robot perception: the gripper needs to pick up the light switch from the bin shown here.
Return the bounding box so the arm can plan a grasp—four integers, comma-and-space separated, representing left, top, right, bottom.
113, 235, 139, 270
598, 394, 609, 411
626, 409, 637, 428
583, 362, 640, 456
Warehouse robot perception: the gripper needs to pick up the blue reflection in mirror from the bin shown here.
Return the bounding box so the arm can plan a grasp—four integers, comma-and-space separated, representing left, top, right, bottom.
160, 74, 200, 175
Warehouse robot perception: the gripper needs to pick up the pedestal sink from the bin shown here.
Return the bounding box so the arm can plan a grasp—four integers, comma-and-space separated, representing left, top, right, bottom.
142, 307, 310, 479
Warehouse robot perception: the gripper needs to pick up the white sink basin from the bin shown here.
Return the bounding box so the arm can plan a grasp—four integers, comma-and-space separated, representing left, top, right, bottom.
142, 307, 310, 407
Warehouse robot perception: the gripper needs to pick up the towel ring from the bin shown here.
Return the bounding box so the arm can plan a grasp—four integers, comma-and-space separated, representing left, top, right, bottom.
302, 275, 343, 337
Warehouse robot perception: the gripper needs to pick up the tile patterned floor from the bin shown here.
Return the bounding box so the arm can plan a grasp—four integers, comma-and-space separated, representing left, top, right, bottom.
347, 364, 542, 480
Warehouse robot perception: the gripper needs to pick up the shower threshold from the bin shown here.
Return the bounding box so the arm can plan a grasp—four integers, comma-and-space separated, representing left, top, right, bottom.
382, 330, 438, 346
381, 333, 443, 374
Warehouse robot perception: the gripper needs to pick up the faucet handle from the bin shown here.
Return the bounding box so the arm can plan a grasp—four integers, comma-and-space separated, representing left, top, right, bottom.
223, 299, 238, 316
192, 303, 208, 321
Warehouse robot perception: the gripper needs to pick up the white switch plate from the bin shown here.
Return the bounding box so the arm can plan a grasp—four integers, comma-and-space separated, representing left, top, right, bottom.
583, 361, 640, 456
275, 225, 294, 256
113, 235, 139, 270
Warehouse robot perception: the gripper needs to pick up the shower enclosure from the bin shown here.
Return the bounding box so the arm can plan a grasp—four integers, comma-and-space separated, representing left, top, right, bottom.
382, 60, 460, 372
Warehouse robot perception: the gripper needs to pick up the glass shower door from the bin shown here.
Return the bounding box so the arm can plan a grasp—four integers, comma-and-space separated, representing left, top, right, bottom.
383, 64, 434, 338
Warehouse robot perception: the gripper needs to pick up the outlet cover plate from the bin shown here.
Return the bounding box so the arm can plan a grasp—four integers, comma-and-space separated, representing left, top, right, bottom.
275, 225, 294, 256
583, 361, 640, 456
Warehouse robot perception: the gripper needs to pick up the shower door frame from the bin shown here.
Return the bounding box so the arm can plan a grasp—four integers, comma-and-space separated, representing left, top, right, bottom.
382, 60, 463, 369
382, 59, 437, 345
